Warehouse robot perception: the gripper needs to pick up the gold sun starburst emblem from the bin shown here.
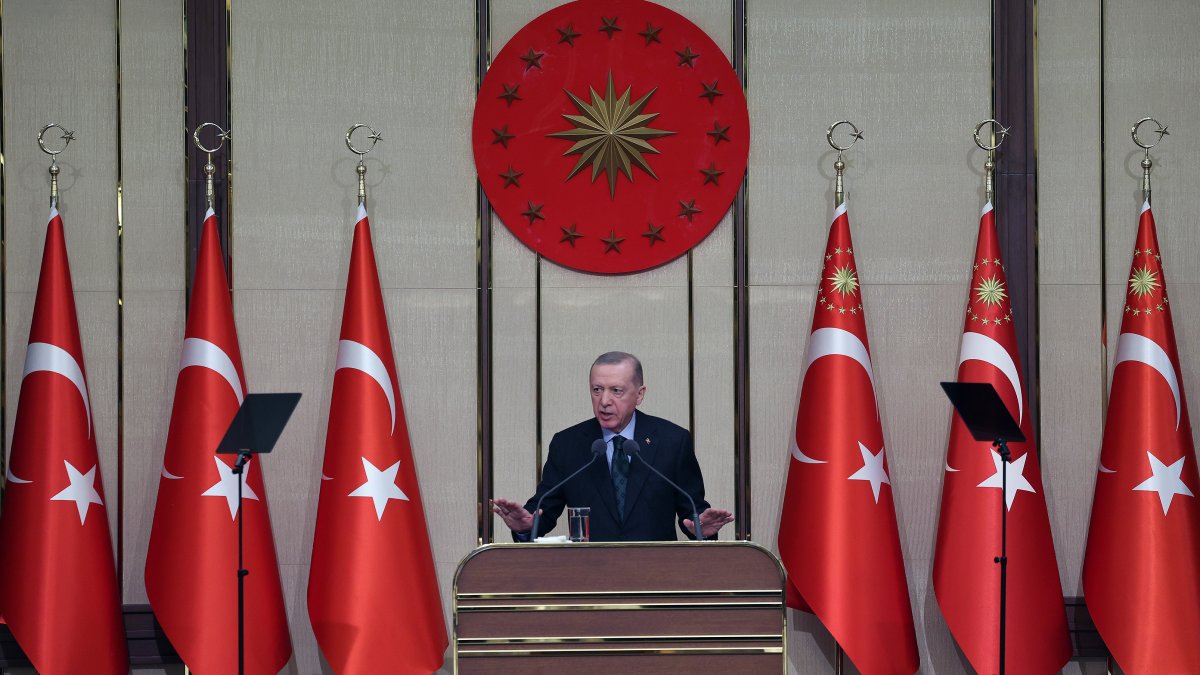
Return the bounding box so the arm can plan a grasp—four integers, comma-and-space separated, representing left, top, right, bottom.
547, 71, 675, 198
827, 265, 859, 297
975, 276, 1007, 307
1128, 266, 1160, 298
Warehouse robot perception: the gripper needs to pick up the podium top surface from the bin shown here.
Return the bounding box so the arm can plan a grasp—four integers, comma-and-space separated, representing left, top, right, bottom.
454, 541, 784, 596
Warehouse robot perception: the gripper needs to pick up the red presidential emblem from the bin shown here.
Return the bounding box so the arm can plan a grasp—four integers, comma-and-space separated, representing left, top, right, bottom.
472, 0, 749, 274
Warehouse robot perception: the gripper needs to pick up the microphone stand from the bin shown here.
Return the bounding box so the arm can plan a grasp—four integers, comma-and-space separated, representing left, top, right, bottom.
624, 441, 703, 541
993, 437, 1010, 675
232, 450, 251, 675
529, 441, 605, 541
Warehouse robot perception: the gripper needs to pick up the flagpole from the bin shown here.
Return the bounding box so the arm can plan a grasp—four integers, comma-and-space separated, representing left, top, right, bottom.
824, 120, 864, 675
194, 122, 244, 674
973, 118, 1012, 675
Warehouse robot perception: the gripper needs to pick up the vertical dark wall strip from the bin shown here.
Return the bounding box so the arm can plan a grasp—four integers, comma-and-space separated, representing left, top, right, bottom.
992, 0, 1040, 438
1097, 1, 1109, 414
731, 0, 750, 540
474, 0, 494, 545
114, 0, 126, 592
183, 0, 230, 293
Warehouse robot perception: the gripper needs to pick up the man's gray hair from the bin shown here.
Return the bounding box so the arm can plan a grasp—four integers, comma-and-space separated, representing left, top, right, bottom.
592, 351, 643, 386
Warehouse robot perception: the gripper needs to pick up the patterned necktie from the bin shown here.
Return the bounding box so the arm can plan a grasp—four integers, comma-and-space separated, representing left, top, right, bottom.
611, 435, 630, 520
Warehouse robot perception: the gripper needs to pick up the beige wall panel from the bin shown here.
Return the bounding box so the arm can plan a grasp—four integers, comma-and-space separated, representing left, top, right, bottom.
117, 0, 187, 604
490, 1, 566, 53
1103, 1, 1200, 285
1040, 285, 1104, 595
748, 284, 808, 549
748, 0, 989, 288
1037, 0, 1101, 285
692, 285, 736, 536
121, 291, 185, 603
490, 286, 538, 533
119, 0, 186, 293
2, 1, 118, 294
231, 0, 476, 292
490, 219, 537, 289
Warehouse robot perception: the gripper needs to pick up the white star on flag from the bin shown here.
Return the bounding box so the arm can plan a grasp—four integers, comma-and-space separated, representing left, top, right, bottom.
847, 442, 891, 503
348, 456, 409, 521
977, 449, 1036, 510
50, 460, 104, 525
201, 456, 260, 519
1133, 450, 1194, 515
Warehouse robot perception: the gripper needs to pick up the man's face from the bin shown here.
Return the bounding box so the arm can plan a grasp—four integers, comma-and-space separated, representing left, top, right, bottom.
590, 361, 646, 432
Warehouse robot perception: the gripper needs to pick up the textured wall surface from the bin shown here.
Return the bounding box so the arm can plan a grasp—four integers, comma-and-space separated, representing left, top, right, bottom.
2, 0, 1199, 673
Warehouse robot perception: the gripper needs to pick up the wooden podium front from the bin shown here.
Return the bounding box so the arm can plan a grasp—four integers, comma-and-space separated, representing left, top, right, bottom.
453, 541, 786, 674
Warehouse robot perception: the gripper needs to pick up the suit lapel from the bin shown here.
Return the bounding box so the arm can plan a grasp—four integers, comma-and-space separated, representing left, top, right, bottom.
622, 413, 658, 520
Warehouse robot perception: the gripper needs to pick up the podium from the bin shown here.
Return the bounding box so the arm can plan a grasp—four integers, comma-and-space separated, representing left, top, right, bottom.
453, 542, 786, 674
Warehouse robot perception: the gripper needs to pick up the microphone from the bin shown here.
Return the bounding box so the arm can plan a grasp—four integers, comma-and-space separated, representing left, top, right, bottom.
528, 439, 606, 541
622, 439, 705, 541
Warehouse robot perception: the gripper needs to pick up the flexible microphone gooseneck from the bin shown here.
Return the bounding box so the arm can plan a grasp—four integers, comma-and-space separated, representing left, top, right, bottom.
528, 438, 606, 541
622, 439, 705, 541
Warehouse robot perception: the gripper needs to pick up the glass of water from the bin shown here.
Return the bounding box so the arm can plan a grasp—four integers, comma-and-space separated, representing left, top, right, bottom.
567, 506, 590, 542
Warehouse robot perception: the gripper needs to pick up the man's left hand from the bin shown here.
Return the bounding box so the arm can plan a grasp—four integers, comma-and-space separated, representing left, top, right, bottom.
683, 508, 735, 539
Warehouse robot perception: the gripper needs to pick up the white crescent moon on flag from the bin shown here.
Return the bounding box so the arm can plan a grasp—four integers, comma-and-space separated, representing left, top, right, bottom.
957, 331, 1023, 424
1098, 462, 1115, 474
803, 327, 876, 396
170, 337, 245, 480
6, 467, 31, 484
1115, 332, 1181, 429
790, 440, 827, 464
23, 342, 92, 438
179, 337, 244, 405
791, 327, 876, 465
336, 340, 396, 434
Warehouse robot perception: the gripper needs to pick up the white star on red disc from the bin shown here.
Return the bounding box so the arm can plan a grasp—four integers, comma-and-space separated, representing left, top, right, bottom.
977, 449, 1036, 511
348, 457, 409, 521
847, 442, 891, 503
50, 460, 104, 525
1133, 450, 1194, 515
201, 456, 260, 519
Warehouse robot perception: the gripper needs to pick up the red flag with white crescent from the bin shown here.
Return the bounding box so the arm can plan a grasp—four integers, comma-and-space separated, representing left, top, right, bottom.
933, 203, 1071, 674
1083, 202, 1200, 673
0, 207, 129, 674
144, 208, 292, 674
307, 205, 447, 673
777, 202, 919, 674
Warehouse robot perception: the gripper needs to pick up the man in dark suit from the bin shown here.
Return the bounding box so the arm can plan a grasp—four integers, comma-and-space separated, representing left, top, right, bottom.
492, 352, 734, 541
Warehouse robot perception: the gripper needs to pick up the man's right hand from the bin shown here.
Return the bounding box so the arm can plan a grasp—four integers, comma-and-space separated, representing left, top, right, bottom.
491, 498, 537, 533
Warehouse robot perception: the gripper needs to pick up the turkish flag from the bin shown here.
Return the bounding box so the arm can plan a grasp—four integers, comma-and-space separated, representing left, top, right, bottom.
1082, 202, 1200, 672
933, 203, 1071, 674
307, 205, 447, 673
144, 208, 292, 674
0, 207, 129, 674
776, 203, 919, 674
